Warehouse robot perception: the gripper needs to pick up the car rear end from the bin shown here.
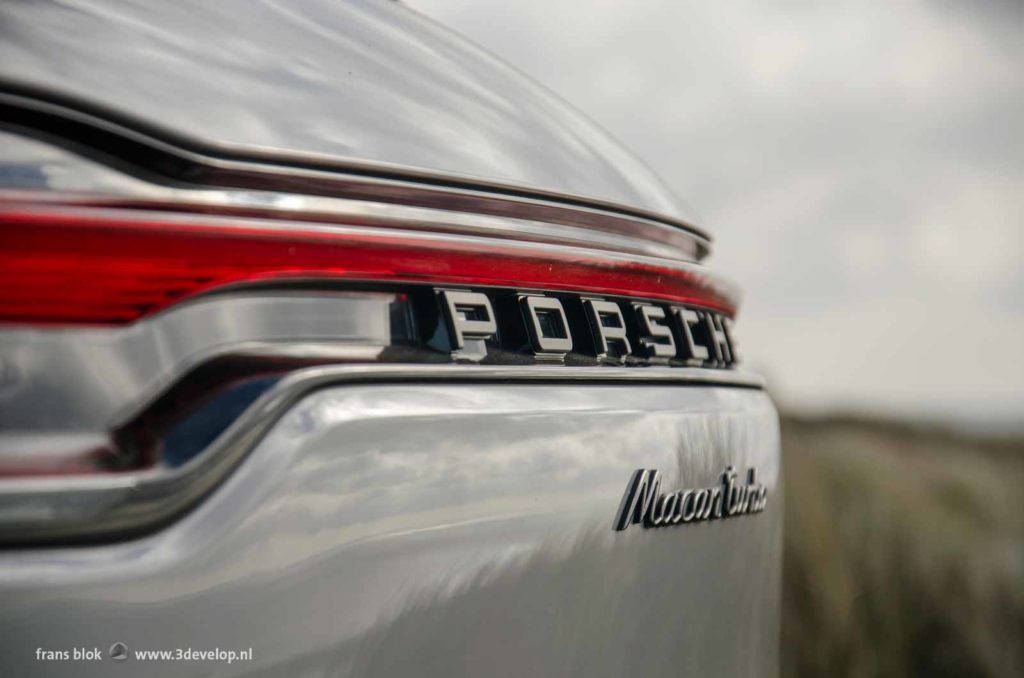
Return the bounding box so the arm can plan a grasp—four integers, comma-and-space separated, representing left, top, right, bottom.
0, 1, 781, 676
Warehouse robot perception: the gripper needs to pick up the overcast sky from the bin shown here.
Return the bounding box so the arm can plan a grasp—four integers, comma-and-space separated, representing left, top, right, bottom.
410, 0, 1023, 427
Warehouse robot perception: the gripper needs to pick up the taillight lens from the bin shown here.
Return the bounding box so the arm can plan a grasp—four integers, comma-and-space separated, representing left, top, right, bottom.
0, 206, 735, 326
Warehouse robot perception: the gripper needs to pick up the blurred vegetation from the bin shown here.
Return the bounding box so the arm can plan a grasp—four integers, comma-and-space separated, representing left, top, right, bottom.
780, 414, 1024, 677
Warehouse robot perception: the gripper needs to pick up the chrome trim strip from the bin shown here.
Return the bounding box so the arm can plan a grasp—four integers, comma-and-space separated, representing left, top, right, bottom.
0, 364, 762, 545
0, 291, 401, 432
0, 91, 712, 259
0, 187, 699, 262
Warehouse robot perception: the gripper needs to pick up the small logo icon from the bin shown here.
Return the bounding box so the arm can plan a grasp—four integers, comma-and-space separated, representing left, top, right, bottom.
109, 642, 129, 663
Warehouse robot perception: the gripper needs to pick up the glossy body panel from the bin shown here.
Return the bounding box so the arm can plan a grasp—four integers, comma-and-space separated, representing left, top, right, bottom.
0, 0, 697, 223
0, 292, 395, 432
0, 381, 780, 676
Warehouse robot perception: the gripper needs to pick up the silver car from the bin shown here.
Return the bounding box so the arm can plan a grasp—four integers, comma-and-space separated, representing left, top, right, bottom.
0, 1, 781, 675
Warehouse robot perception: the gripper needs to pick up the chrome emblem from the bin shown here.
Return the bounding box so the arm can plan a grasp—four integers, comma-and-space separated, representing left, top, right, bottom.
613, 467, 767, 531
520, 294, 573, 354
434, 289, 498, 361
431, 287, 737, 368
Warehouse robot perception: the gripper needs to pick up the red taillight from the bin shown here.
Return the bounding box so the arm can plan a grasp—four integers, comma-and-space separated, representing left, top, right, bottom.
0, 207, 734, 325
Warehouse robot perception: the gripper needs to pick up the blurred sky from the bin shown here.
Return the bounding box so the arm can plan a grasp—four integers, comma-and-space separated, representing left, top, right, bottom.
410, 0, 1024, 428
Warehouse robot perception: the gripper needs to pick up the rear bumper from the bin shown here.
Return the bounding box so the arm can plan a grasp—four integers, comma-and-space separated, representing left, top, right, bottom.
0, 377, 780, 677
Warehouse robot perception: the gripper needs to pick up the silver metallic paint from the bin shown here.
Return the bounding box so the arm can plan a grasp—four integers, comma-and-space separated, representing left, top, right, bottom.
0, 363, 764, 544
0, 0, 701, 226
0, 381, 780, 677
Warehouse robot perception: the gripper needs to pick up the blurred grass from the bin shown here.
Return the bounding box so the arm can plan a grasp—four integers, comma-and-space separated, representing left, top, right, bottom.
780, 414, 1024, 677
